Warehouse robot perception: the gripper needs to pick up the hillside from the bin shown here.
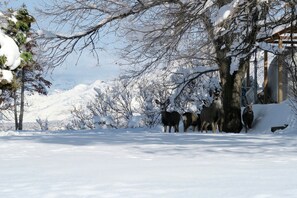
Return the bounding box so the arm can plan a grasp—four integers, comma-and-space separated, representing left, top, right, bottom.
24, 81, 106, 122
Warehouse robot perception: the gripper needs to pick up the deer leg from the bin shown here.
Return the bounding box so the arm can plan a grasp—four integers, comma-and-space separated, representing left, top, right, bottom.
200, 122, 205, 133
184, 124, 187, 132
214, 122, 218, 132
169, 126, 172, 133
218, 123, 220, 132
204, 123, 208, 132
219, 118, 224, 132
211, 122, 216, 133
164, 125, 167, 133
204, 123, 210, 133
205, 122, 210, 133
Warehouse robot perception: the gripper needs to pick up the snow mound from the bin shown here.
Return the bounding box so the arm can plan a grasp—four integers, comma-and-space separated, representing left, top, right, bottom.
246, 101, 295, 134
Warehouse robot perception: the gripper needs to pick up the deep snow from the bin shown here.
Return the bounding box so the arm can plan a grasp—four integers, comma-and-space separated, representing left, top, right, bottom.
0, 100, 297, 198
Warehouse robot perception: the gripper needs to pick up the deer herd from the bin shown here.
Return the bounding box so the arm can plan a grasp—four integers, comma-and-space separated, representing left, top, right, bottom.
155, 92, 254, 133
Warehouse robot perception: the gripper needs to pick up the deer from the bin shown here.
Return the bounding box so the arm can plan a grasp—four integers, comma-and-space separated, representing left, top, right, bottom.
200, 92, 224, 133
182, 112, 201, 132
155, 99, 180, 133
242, 104, 254, 132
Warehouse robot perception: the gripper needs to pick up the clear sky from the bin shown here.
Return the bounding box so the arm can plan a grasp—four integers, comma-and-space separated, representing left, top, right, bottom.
7, 0, 121, 91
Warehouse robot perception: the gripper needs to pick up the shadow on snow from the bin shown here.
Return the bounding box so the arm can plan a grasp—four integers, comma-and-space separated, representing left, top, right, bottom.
0, 127, 297, 158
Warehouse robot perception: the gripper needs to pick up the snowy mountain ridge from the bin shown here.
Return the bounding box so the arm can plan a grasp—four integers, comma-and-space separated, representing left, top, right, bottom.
24, 80, 109, 122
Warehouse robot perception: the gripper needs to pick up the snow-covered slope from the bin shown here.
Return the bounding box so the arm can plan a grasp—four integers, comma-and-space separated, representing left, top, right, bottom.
22, 80, 109, 123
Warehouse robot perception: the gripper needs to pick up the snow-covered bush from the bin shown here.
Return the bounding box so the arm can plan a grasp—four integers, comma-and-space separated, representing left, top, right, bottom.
89, 81, 134, 128
134, 79, 170, 127
67, 80, 135, 129
36, 117, 49, 131
67, 78, 169, 130
66, 105, 94, 130
93, 115, 116, 129
67, 67, 223, 130
127, 113, 145, 128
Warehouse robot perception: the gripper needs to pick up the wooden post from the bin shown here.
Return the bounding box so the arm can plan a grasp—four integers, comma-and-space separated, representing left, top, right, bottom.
264, 51, 268, 103
278, 37, 283, 103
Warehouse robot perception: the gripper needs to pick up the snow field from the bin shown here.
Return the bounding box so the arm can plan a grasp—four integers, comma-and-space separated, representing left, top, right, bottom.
0, 126, 297, 198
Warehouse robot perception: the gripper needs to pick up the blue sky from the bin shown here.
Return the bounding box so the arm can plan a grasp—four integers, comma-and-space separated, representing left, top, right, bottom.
8, 0, 121, 90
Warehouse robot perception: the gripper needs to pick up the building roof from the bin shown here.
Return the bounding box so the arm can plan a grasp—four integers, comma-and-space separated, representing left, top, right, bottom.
258, 23, 297, 44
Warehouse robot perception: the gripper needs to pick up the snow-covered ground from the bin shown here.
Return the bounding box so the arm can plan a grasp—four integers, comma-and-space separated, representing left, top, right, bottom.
0, 97, 297, 197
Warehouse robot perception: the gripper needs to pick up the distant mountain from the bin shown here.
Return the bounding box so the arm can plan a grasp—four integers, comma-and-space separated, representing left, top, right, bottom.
21, 80, 109, 123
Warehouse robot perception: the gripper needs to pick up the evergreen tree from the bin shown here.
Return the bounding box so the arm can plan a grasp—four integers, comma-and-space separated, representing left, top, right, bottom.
0, 6, 51, 130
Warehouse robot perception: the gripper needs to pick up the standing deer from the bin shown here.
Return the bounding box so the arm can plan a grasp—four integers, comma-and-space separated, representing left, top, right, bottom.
182, 112, 201, 132
155, 99, 180, 132
200, 92, 224, 133
242, 104, 254, 132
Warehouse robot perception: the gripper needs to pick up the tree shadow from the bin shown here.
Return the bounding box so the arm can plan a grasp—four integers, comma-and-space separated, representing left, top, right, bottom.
1, 128, 297, 158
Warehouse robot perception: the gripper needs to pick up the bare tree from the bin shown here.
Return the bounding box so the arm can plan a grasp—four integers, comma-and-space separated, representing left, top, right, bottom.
286, 2, 297, 116
38, 0, 294, 132
68, 105, 94, 130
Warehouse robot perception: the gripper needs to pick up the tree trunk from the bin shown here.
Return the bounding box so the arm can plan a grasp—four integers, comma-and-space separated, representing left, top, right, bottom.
216, 44, 247, 133
18, 68, 25, 130
210, 0, 267, 132
13, 91, 19, 130
221, 70, 244, 132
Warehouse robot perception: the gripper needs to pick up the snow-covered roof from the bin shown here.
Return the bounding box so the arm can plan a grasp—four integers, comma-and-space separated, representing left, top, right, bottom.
257, 21, 297, 44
